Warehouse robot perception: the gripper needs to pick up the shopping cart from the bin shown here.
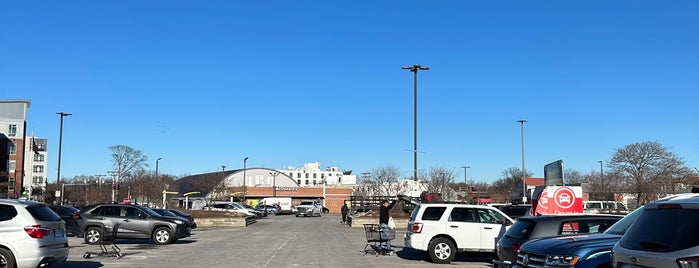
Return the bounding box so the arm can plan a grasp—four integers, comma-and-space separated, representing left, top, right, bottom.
363, 224, 395, 256
83, 223, 122, 259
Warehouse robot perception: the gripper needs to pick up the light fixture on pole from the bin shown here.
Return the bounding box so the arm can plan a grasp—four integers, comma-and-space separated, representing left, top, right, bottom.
598, 160, 604, 200
243, 157, 248, 203
56, 112, 71, 205
518, 119, 527, 203
402, 64, 429, 182
269, 171, 279, 197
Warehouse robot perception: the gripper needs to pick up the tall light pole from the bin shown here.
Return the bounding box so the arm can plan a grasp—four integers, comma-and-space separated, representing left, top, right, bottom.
269, 172, 279, 197
402, 64, 429, 182
56, 112, 71, 205
155, 158, 162, 180
461, 165, 470, 194
243, 157, 248, 203
518, 119, 527, 203
598, 160, 604, 200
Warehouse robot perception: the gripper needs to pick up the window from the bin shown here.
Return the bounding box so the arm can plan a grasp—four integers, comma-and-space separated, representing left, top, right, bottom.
8, 178, 14, 184
34, 154, 45, 162
338, 177, 342, 183
297, 179, 301, 185
313, 173, 317, 179
8, 143, 16, 155
8, 125, 17, 137
33, 165, 44, 173
8, 160, 15, 172
313, 180, 317, 185
297, 173, 301, 179
305, 180, 309, 185
288, 172, 293, 178
449, 207, 477, 222
421, 207, 447, 221
305, 173, 309, 178
33, 176, 43, 185
0, 205, 18, 222
478, 208, 506, 224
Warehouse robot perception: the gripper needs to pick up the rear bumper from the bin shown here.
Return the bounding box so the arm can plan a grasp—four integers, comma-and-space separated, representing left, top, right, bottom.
16, 242, 69, 268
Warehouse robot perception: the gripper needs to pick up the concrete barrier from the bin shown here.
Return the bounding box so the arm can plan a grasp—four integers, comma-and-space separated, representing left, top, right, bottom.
195, 216, 257, 227
348, 216, 407, 229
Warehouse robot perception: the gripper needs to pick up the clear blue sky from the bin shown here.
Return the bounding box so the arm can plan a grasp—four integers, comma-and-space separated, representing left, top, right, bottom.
2, 1, 698, 184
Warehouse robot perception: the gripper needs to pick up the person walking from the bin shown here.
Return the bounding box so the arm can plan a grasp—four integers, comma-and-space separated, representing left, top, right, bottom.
379, 199, 398, 254
341, 203, 349, 223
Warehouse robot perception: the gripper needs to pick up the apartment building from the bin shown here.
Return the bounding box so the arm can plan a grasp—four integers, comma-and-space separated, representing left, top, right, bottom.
0, 100, 31, 198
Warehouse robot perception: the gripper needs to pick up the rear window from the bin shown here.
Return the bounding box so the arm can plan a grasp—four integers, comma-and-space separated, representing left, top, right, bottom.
27, 205, 61, 221
619, 207, 699, 252
504, 219, 536, 239
421, 207, 447, 221
604, 205, 644, 235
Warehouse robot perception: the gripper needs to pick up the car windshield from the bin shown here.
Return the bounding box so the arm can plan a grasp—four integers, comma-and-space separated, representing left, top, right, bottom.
604, 205, 644, 235
154, 209, 177, 217
27, 205, 62, 221
504, 218, 536, 239
299, 202, 314, 206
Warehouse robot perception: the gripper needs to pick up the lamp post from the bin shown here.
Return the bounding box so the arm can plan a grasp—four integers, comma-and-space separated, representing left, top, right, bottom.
598, 160, 604, 200
155, 158, 162, 180
402, 64, 429, 182
518, 119, 527, 203
269, 172, 279, 197
461, 165, 470, 194
243, 157, 248, 203
56, 112, 71, 205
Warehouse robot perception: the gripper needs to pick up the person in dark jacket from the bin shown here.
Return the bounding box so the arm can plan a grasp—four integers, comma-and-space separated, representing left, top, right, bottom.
341, 203, 349, 223
379, 199, 398, 253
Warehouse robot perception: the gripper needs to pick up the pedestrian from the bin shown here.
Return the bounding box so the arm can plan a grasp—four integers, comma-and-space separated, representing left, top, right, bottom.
379, 199, 398, 254
341, 203, 349, 223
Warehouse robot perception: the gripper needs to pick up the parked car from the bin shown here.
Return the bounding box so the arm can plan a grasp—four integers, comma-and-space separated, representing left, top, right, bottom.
79, 203, 191, 245
243, 203, 267, 217
612, 193, 699, 268
254, 204, 280, 215
514, 195, 687, 268
167, 209, 197, 229
48, 205, 82, 236
493, 204, 532, 220
0, 199, 69, 268
295, 200, 322, 217
205, 202, 259, 218
151, 208, 196, 229
494, 214, 623, 268
404, 203, 515, 264
583, 201, 629, 214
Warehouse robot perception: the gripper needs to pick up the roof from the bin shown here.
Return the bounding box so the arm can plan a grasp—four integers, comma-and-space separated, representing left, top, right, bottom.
525, 178, 545, 186
176, 170, 239, 197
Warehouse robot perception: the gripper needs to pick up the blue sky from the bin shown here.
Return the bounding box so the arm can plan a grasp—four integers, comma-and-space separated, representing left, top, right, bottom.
2, 1, 698, 184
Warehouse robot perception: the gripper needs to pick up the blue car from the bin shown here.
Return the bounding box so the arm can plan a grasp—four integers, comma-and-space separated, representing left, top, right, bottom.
513, 205, 644, 268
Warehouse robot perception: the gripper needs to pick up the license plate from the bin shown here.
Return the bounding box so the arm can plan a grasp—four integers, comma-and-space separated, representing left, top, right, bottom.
54, 229, 64, 237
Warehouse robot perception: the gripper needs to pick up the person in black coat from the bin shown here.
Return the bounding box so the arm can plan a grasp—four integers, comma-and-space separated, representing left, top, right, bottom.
341, 203, 349, 223
379, 199, 398, 252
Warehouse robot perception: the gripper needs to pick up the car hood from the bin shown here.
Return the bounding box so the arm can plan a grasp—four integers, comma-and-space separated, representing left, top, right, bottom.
521, 233, 622, 254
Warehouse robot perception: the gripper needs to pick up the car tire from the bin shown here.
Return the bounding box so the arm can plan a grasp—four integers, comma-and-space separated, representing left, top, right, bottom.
428, 237, 456, 264
152, 227, 173, 245
84, 227, 103, 244
0, 248, 16, 268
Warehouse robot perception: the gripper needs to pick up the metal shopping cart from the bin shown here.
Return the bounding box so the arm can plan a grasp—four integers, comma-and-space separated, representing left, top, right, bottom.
83, 223, 122, 259
363, 224, 395, 256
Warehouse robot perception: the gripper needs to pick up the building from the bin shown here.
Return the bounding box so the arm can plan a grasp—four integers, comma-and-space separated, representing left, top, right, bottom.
24, 137, 48, 198
175, 163, 356, 213
0, 100, 31, 198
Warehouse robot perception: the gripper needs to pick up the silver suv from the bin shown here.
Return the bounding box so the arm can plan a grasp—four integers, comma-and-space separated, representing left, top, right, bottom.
612, 193, 699, 268
0, 199, 69, 268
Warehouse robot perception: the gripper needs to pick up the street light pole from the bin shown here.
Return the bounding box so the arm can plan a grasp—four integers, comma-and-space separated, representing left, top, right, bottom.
518, 119, 528, 203
56, 112, 71, 205
243, 157, 248, 203
155, 158, 162, 180
402, 64, 429, 182
598, 160, 604, 200
269, 172, 279, 197
461, 165, 470, 194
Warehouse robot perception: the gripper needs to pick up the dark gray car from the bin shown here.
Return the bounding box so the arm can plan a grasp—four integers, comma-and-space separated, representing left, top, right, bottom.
78, 204, 191, 245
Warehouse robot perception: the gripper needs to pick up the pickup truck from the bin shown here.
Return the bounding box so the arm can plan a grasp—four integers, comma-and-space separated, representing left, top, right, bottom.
295, 200, 322, 217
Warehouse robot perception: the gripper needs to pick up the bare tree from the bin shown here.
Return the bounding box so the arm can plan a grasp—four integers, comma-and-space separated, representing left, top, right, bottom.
364, 165, 405, 196
609, 141, 693, 207
109, 145, 149, 182
491, 167, 533, 203
564, 169, 584, 184
424, 167, 456, 201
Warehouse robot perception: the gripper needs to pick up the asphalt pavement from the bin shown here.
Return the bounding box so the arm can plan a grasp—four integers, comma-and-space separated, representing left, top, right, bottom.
52, 213, 495, 267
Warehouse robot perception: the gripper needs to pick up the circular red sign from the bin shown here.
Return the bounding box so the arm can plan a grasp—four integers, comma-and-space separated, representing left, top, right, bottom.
553, 187, 576, 209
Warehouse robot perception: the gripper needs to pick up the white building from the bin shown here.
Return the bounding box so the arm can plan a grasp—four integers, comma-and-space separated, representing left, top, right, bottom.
278, 162, 357, 187
24, 137, 48, 196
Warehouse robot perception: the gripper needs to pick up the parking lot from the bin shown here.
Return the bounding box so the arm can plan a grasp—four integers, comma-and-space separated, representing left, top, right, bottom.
51, 213, 495, 267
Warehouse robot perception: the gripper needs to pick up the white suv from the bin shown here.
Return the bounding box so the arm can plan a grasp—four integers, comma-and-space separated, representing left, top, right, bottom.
0, 199, 69, 268
404, 203, 514, 264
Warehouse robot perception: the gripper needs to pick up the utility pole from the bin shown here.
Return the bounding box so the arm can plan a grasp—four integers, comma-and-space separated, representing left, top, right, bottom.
402, 64, 429, 181
518, 119, 528, 204
461, 165, 470, 195
108, 171, 118, 203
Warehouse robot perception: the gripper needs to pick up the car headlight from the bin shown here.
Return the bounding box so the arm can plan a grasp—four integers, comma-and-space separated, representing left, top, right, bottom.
546, 255, 580, 266
173, 219, 184, 225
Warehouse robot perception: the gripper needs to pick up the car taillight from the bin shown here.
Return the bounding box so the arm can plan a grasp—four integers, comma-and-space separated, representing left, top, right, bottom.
677, 257, 699, 268
412, 223, 423, 234
72, 213, 82, 219
510, 243, 521, 253
24, 225, 51, 239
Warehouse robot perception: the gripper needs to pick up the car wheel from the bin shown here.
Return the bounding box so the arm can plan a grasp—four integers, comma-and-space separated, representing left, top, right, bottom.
152, 227, 173, 245
428, 237, 456, 264
0, 248, 16, 268
84, 227, 103, 244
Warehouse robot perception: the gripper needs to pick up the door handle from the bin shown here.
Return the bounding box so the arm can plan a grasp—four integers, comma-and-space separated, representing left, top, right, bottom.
450, 225, 459, 228
484, 227, 493, 230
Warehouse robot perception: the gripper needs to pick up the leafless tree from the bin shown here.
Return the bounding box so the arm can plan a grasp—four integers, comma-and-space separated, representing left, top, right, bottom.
564, 169, 584, 184
491, 167, 533, 199
609, 141, 694, 207
363, 165, 405, 196
108, 145, 148, 182
424, 167, 456, 201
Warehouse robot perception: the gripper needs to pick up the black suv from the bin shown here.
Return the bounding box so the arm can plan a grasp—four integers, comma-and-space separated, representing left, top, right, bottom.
78, 203, 191, 245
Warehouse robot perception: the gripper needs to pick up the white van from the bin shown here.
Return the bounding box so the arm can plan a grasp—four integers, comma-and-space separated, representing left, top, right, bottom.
583, 201, 629, 214
259, 197, 292, 214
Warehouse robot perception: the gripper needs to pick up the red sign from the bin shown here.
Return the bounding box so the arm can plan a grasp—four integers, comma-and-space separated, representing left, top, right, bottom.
533, 186, 583, 215
123, 198, 131, 204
